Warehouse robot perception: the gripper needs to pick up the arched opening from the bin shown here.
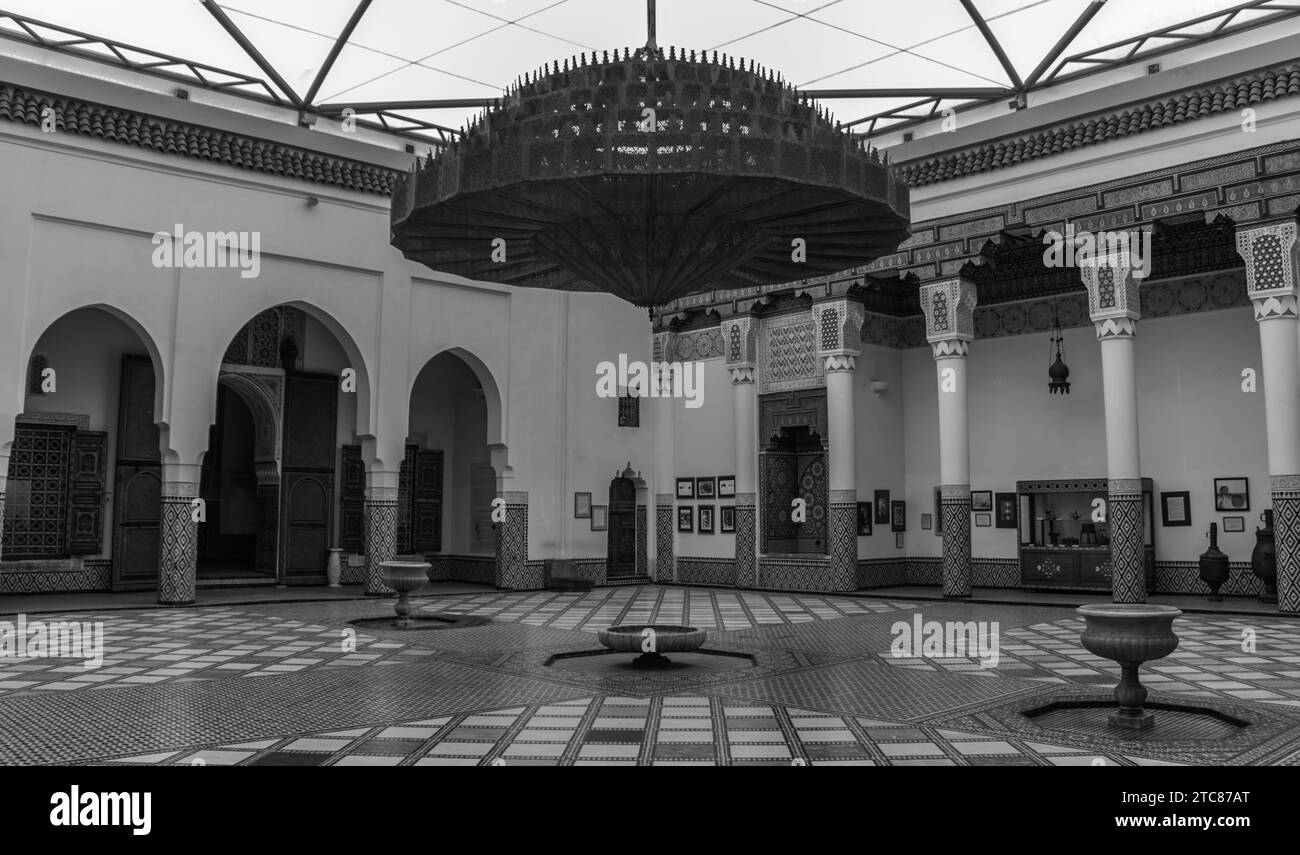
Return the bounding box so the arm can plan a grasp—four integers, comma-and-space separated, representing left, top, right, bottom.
406, 351, 498, 583
5, 307, 162, 592
208, 304, 362, 585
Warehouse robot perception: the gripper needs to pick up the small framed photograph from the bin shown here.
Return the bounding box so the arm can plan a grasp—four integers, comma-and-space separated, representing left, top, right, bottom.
995, 492, 1017, 529
856, 502, 872, 536
921, 513, 932, 530
874, 490, 890, 524
677, 506, 693, 532
1214, 478, 1249, 512
891, 500, 906, 532
720, 506, 735, 533
696, 477, 716, 499
971, 490, 992, 511
591, 505, 608, 531
574, 492, 592, 519
698, 505, 715, 534
895, 532, 904, 549
676, 477, 695, 500
974, 512, 992, 527
1160, 491, 1191, 527
1223, 516, 1246, 533
718, 476, 736, 498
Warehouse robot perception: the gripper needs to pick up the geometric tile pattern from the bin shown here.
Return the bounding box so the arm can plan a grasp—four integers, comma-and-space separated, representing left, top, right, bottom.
1274, 493, 1300, 614
856, 559, 907, 588
0, 607, 428, 698
158, 495, 198, 606
1109, 493, 1146, 603
2, 589, 1298, 766
758, 314, 822, 395
636, 506, 647, 578
655, 504, 674, 583
676, 558, 735, 587
828, 502, 857, 592
363, 499, 398, 596
496, 493, 534, 590
0, 558, 113, 595
940, 495, 972, 597
734, 503, 756, 588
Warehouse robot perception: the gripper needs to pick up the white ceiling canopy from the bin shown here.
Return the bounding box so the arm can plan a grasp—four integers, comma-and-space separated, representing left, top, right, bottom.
1, 0, 1296, 142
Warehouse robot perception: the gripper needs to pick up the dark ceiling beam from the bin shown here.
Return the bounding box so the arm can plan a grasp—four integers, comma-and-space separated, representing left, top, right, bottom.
957, 0, 1023, 90
199, 0, 302, 107
316, 98, 495, 114
803, 87, 1009, 99
303, 0, 373, 108
1023, 0, 1106, 89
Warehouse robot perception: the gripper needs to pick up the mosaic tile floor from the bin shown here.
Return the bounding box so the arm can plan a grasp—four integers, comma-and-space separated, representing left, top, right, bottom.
0, 586, 1296, 766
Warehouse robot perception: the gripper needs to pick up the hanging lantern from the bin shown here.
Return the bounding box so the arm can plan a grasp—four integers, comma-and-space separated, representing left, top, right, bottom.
1048, 304, 1070, 394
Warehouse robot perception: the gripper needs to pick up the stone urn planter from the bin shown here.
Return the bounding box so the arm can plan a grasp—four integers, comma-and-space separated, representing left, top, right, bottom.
597, 624, 706, 668
1198, 523, 1228, 602
1077, 604, 1181, 731
379, 561, 430, 627
325, 548, 343, 588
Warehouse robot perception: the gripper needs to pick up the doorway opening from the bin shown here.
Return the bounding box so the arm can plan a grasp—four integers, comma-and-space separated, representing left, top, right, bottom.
607, 470, 637, 578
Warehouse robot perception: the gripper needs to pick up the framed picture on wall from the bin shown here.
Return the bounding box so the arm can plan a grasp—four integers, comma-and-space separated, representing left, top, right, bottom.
720, 506, 735, 533
995, 492, 1017, 529
696, 477, 716, 499
1223, 516, 1245, 533
971, 490, 992, 511
591, 505, 608, 531
698, 505, 715, 534
1214, 478, 1249, 512
921, 513, 932, 530
895, 532, 904, 549
856, 502, 872, 536
676, 478, 695, 500
718, 476, 736, 498
1160, 491, 1191, 527
875, 490, 890, 524
974, 512, 992, 527
574, 492, 592, 519
677, 506, 693, 532
891, 500, 906, 532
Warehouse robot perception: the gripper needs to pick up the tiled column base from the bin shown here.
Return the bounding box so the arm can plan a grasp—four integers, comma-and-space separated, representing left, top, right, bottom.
829, 490, 856, 593
0, 491, 5, 563
735, 493, 756, 588
496, 492, 535, 589
1109, 481, 1146, 604
655, 495, 674, 583
940, 485, 971, 598
364, 490, 398, 596
159, 482, 199, 606
636, 505, 647, 578
1272, 478, 1300, 613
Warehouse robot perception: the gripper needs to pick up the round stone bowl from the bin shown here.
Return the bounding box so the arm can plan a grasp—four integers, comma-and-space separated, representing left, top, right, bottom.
597, 624, 707, 669
379, 561, 431, 627
1077, 604, 1181, 731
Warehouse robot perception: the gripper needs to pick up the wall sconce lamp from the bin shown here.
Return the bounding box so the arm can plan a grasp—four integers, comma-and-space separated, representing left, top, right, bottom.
869, 380, 889, 397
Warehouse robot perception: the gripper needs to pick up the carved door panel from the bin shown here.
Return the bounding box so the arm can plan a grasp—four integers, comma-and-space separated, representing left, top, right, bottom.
410, 449, 443, 553
280, 373, 337, 582
112, 354, 161, 591
607, 477, 636, 577
338, 444, 365, 553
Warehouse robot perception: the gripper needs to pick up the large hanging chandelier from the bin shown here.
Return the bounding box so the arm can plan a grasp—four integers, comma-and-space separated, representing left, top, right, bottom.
390, 1, 910, 308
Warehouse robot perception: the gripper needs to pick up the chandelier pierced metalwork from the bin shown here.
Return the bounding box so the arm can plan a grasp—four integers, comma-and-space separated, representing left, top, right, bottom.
390, 3, 909, 308
1048, 303, 1071, 395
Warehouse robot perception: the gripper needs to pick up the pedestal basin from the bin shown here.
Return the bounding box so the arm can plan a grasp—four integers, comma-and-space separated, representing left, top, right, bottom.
379, 561, 430, 628
1077, 604, 1181, 731
596, 624, 706, 668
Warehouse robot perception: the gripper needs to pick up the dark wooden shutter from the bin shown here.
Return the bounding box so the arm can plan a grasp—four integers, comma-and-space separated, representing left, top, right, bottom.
410, 449, 443, 552
339, 444, 365, 552
396, 443, 418, 552
67, 430, 108, 554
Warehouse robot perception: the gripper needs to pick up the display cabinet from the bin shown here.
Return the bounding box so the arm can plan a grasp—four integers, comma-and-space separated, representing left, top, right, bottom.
1016, 478, 1155, 592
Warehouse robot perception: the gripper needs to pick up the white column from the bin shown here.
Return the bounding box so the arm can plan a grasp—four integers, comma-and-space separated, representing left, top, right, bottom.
1237, 222, 1300, 612
1081, 250, 1146, 604
919, 278, 977, 598
813, 299, 864, 592
653, 330, 676, 583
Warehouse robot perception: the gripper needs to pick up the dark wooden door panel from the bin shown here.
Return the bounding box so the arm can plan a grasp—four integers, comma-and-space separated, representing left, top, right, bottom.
113, 355, 161, 591
411, 449, 443, 553
280, 373, 337, 583
607, 477, 636, 577
338, 445, 364, 553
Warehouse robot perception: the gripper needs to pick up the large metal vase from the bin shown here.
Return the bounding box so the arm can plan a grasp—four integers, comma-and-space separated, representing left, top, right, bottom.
1198, 523, 1229, 602
1252, 509, 1278, 604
